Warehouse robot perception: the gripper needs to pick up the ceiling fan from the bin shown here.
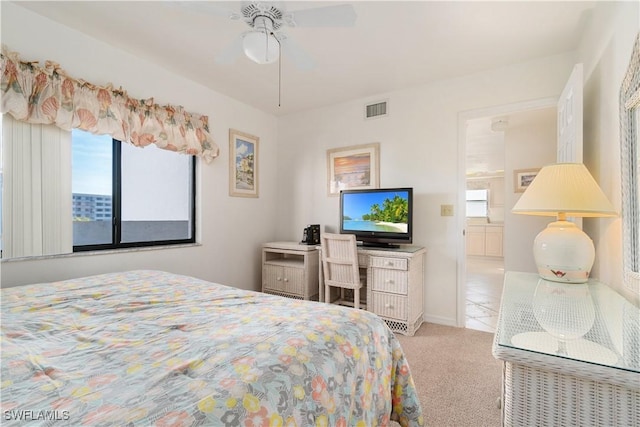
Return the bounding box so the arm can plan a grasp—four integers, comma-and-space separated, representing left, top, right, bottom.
187, 1, 357, 69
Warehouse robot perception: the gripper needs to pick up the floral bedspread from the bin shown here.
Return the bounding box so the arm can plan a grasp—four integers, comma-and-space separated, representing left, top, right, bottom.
1, 270, 423, 426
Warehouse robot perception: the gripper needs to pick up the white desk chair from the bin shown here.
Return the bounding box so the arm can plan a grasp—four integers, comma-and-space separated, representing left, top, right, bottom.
320, 233, 364, 309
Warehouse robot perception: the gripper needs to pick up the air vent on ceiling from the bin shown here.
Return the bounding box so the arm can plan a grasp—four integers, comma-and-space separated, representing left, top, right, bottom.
365, 100, 388, 119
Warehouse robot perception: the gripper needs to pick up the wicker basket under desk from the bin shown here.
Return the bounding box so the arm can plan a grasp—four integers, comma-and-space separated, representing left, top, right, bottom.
493, 272, 640, 427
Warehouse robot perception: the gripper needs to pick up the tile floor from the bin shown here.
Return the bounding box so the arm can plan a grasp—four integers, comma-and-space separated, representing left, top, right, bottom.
465, 256, 504, 333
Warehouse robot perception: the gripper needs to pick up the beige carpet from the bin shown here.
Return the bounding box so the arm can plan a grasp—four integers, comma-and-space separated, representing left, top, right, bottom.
395, 323, 502, 427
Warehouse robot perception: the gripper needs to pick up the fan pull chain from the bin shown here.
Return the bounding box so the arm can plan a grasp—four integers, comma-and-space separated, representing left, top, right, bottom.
276, 33, 281, 108
263, 26, 269, 63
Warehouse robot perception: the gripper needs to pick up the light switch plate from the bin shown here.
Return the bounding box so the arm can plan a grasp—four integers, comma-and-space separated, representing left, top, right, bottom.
441, 204, 454, 216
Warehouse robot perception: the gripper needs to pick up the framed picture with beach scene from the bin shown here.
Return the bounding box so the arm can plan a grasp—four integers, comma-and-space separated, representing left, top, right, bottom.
327, 143, 380, 196
229, 129, 259, 198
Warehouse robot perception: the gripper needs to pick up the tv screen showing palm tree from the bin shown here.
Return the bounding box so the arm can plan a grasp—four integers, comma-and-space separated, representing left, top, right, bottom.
342, 190, 409, 233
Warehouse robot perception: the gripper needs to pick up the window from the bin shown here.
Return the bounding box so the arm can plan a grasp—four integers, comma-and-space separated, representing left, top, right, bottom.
72, 129, 195, 251
466, 189, 489, 218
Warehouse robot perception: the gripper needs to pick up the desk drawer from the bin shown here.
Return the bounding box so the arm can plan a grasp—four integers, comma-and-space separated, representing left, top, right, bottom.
372, 292, 407, 321
370, 269, 408, 294
370, 256, 408, 270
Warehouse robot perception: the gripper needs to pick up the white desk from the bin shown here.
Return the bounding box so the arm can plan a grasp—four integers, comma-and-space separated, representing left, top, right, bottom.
493, 272, 640, 426
320, 245, 426, 336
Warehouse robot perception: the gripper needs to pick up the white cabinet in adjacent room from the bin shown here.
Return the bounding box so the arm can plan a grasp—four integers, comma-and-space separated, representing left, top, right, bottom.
466, 225, 487, 257
489, 177, 505, 206
466, 224, 503, 257
484, 226, 504, 257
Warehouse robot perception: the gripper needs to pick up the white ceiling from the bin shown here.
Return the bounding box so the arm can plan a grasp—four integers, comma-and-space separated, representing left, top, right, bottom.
13, 0, 594, 117
465, 107, 556, 176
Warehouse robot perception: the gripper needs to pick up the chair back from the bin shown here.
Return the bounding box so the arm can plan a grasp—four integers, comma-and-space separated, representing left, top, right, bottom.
320, 233, 361, 290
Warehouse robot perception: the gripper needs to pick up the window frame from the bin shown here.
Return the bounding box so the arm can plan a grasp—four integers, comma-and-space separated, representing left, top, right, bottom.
465, 189, 489, 218
73, 138, 196, 252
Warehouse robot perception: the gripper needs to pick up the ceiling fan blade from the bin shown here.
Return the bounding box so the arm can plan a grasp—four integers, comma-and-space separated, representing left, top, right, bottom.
287, 4, 356, 27
279, 35, 315, 70
215, 34, 245, 65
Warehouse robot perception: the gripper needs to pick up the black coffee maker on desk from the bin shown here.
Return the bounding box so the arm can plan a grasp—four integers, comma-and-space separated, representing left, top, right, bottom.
301, 224, 320, 245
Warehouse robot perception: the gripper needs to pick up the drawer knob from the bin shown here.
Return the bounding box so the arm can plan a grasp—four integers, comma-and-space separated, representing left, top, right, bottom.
277, 277, 282, 281
284, 278, 289, 282
386, 261, 393, 266
384, 303, 392, 308
385, 279, 394, 284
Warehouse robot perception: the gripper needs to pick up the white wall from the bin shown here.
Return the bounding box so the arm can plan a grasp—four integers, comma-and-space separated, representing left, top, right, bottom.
277, 54, 576, 325
503, 108, 557, 273
578, 1, 639, 304
3, 1, 636, 319
0, 3, 280, 289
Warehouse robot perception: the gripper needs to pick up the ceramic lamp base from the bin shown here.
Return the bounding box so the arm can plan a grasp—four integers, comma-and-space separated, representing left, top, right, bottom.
533, 220, 594, 283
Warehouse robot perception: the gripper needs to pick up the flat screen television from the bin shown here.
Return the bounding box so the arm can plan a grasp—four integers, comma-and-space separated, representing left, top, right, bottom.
340, 187, 413, 248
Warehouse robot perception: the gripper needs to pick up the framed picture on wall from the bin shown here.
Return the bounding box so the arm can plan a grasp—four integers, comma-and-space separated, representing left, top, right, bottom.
229, 129, 259, 198
513, 168, 540, 193
327, 143, 380, 196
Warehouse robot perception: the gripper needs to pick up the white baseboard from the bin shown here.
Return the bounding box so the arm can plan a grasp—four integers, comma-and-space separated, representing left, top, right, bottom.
423, 313, 459, 327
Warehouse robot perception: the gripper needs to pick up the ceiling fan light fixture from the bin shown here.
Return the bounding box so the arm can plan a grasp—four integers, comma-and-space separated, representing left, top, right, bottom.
243, 31, 279, 64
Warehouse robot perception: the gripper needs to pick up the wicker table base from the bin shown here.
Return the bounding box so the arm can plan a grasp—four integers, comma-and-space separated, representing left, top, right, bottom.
502, 362, 639, 426
493, 272, 640, 427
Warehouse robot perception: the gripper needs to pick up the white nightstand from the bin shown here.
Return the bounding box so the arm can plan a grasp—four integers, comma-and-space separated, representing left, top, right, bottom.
262, 241, 319, 300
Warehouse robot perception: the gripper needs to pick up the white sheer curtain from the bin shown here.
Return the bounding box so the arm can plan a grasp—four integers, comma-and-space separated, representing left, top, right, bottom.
2, 114, 72, 258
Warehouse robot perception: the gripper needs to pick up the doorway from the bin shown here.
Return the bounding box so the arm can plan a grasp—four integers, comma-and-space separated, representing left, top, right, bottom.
457, 98, 558, 331
464, 116, 506, 332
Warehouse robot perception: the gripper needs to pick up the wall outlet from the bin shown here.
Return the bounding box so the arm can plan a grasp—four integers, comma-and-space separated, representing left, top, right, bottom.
441, 204, 454, 216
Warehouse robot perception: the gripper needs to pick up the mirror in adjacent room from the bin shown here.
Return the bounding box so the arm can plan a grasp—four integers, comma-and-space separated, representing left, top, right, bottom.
620, 33, 640, 297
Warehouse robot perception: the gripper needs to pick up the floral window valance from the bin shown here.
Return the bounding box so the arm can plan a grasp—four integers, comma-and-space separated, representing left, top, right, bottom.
0, 47, 219, 163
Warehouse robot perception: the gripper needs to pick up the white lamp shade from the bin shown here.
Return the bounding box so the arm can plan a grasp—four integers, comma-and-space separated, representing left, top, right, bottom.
512, 163, 617, 283
243, 32, 279, 65
512, 163, 617, 217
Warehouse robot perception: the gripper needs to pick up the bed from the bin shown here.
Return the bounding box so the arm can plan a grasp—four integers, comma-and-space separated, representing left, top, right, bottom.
1, 270, 423, 426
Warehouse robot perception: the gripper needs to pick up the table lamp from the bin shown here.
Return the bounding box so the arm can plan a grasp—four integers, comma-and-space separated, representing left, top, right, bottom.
512, 163, 617, 283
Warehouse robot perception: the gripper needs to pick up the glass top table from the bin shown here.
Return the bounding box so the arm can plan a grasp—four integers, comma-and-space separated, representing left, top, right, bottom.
494, 271, 639, 387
